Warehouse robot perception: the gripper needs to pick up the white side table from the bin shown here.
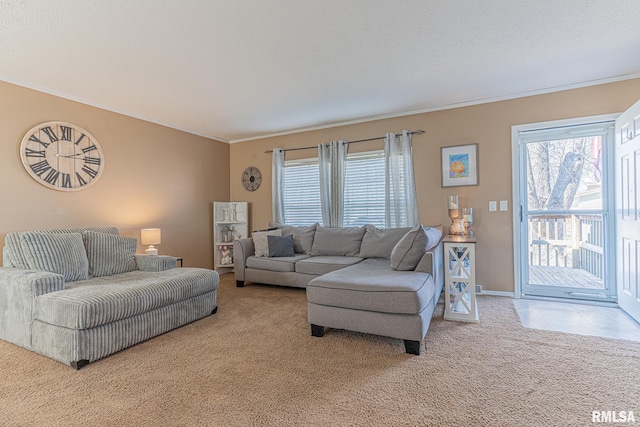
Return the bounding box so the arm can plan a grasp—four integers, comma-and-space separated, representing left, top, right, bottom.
443, 235, 479, 323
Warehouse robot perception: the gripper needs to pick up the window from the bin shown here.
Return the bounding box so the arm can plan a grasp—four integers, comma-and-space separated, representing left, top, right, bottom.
282, 158, 322, 225
283, 150, 387, 227
343, 151, 385, 227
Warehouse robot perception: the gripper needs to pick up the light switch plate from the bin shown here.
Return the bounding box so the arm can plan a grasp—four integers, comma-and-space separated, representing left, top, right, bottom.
500, 200, 508, 211
489, 201, 497, 211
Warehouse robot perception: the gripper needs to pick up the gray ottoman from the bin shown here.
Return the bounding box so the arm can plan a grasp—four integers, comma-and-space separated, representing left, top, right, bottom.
306, 258, 441, 355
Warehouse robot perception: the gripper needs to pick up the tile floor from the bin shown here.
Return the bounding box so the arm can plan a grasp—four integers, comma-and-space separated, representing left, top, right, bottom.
513, 298, 640, 342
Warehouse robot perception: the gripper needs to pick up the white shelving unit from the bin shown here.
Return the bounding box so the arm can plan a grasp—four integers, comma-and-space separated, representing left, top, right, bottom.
443, 234, 479, 323
213, 201, 248, 273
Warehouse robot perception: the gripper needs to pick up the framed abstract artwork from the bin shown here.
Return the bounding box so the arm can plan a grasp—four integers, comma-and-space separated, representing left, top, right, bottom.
441, 143, 478, 187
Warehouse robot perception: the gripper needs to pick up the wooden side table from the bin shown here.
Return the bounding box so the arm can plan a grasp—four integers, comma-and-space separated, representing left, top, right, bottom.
443, 235, 479, 323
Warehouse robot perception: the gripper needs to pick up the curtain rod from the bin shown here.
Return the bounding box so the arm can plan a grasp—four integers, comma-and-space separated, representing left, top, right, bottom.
264, 130, 425, 154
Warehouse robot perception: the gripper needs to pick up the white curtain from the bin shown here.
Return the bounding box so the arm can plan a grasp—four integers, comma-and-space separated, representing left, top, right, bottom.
271, 147, 285, 224
318, 140, 347, 227
384, 131, 419, 227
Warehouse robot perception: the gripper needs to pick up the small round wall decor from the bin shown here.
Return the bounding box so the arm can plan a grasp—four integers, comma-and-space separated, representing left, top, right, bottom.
241, 166, 262, 191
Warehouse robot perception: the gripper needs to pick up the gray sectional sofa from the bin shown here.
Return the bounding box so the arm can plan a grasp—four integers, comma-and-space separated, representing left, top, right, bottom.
234, 223, 443, 354
0, 226, 219, 369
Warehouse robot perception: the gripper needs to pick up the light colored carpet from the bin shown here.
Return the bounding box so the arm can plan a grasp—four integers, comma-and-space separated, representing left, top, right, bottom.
1, 273, 638, 426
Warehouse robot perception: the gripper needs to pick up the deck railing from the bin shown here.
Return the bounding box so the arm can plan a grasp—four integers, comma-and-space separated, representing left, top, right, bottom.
579, 216, 604, 279
528, 215, 604, 279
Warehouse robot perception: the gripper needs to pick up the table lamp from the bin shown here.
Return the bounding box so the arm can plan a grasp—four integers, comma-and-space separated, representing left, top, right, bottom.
141, 228, 161, 255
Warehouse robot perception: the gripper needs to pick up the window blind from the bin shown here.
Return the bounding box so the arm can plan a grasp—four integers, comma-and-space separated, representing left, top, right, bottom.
282, 150, 403, 227
282, 158, 323, 225
343, 151, 386, 227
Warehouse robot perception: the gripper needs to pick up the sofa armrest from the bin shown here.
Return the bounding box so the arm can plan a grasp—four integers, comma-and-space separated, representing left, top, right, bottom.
0, 268, 65, 348
415, 240, 444, 291
233, 238, 255, 282
135, 255, 177, 272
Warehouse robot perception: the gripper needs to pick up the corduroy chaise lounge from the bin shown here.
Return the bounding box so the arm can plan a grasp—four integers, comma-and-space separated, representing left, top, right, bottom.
0, 226, 219, 369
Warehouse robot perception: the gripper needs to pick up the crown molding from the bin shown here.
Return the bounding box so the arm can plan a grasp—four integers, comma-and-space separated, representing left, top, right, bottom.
229, 72, 640, 143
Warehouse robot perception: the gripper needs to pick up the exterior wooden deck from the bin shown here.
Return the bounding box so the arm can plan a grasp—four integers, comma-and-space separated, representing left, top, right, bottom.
528, 265, 604, 289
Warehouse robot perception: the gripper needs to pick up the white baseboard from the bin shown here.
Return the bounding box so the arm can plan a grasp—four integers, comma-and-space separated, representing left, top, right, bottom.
479, 290, 515, 298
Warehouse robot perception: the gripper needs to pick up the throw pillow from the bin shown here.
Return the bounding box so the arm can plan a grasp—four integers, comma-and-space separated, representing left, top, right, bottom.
83, 231, 137, 277
267, 234, 295, 257
19, 232, 89, 282
423, 225, 444, 252
359, 224, 413, 259
5, 227, 121, 270
390, 225, 443, 271
4, 233, 30, 269
269, 222, 318, 254
390, 225, 428, 271
310, 225, 366, 256
252, 229, 282, 257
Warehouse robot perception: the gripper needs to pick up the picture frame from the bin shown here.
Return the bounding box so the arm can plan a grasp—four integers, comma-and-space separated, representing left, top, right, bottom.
441, 143, 479, 187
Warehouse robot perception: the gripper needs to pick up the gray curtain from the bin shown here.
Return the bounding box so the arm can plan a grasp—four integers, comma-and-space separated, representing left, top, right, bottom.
271, 147, 285, 224
318, 140, 347, 227
384, 131, 419, 227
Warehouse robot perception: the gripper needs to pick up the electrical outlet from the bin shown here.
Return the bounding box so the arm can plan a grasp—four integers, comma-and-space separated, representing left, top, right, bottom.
489, 201, 497, 211
500, 200, 508, 211
475, 284, 482, 294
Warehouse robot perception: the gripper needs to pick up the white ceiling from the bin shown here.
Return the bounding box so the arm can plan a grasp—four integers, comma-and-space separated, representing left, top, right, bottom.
2, 1, 639, 143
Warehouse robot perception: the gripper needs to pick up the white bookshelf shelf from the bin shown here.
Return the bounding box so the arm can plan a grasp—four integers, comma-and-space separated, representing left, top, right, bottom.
213, 202, 248, 272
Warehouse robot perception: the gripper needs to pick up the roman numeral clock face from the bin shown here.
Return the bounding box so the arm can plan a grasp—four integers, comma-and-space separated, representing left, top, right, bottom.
20, 122, 104, 191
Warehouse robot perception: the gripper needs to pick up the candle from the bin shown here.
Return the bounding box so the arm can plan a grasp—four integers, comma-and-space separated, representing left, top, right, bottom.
462, 207, 473, 224
448, 195, 458, 210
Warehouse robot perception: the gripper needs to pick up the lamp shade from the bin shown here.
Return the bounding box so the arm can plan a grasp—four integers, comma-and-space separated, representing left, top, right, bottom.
141, 228, 161, 245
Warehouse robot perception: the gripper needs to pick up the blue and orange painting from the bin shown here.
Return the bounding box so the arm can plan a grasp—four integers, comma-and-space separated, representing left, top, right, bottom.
449, 153, 469, 178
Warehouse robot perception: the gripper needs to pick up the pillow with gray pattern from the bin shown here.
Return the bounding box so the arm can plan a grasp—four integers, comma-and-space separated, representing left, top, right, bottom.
19, 232, 89, 282
252, 229, 282, 257
83, 231, 137, 277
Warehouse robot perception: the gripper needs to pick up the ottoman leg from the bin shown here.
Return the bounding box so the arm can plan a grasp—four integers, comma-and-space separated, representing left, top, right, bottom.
311, 324, 325, 337
71, 360, 90, 370
404, 340, 421, 355
236, 280, 245, 287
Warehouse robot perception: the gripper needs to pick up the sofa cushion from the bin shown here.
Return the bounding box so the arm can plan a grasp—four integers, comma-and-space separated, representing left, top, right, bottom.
267, 234, 295, 257
246, 254, 310, 273
34, 268, 219, 329
252, 229, 282, 257
306, 258, 435, 314
4, 226, 120, 270
19, 232, 89, 282
295, 256, 363, 276
269, 222, 318, 254
390, 225, 443, 271
83, 231, 137, 277
310, 226, 366, 256
2, 246, 15, 268
359, 225, 413, 259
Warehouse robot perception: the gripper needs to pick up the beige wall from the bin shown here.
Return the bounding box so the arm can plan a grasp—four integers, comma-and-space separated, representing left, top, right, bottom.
0, 81, 229, 269
5, 77, 639, 286
230, 78, 640, 293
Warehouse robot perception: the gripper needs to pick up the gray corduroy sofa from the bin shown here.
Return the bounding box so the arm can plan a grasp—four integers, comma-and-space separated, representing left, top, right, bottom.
0, 226, 219, 369
234, 223, 443, 354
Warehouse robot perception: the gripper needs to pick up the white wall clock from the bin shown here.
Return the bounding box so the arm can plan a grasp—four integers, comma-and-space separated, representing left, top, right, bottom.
241, 166, 262, 191
20, 121, 104, 191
